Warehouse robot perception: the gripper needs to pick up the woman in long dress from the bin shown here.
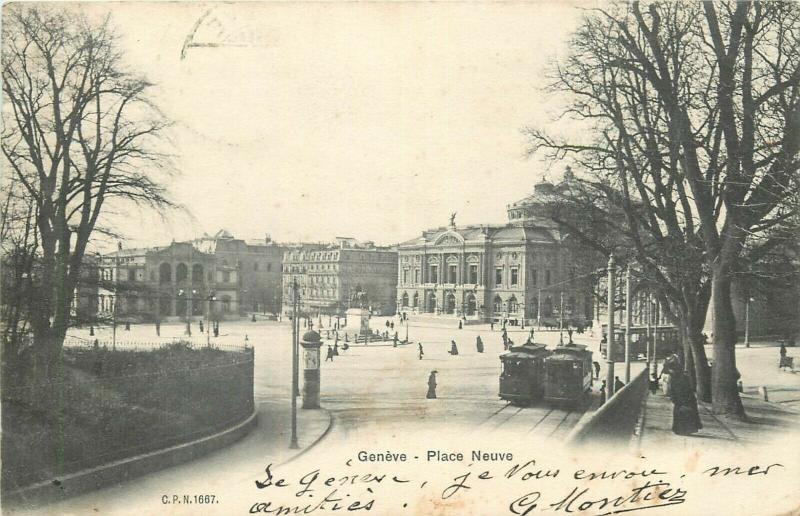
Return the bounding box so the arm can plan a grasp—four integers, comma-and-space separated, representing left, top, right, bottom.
476, 336, 484, 353
669, 370, 702, 435
426, 371, 438, 399
450, 340, 459, 355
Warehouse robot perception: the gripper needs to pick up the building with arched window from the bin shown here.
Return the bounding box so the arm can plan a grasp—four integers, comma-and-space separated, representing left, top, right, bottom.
96, 230, 285, 321
396, 176, 596, 326
281, 238, 398, 317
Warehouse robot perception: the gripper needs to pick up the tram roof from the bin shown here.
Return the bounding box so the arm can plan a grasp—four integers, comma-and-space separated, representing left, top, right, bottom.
502, 343, 549, 358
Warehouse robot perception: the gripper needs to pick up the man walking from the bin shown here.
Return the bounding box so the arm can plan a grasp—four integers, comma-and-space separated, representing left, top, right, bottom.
418, 342, 424, 360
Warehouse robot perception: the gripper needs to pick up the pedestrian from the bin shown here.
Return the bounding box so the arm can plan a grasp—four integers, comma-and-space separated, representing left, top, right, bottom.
449, 340, 459, 355
386, 320, 390, 329
345, 333, 349, 342
476, 336, 484, 353
199, 320, 204, 333
418, 342, 424, 360
490, 321, 495, 331
393, 332, 398, 347
567, 328, 574, 344
593, 361, 600, 379
614, 376, 625, 392
89, 325, 95, 336
333, 342, 339, 356
326, 345, 334, 362
779, 342, 789, 369
502, 329, 508, 349
599, 381, 607, 405
155, 321, 161, 337
426, 370, 438, 399
125, 321, 130, 331
669, 368, 702, 435
458, 320, 463, 330
529, 328, 535, 341
214, 323, 219, 338
649, 370, 660, 394
391, 321, 394, 330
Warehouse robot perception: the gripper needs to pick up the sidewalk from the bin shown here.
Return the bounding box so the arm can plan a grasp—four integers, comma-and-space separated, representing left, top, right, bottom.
638, 390, 800, 449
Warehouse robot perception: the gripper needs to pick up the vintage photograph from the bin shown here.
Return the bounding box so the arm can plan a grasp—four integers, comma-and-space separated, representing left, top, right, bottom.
2, 1, 799, 515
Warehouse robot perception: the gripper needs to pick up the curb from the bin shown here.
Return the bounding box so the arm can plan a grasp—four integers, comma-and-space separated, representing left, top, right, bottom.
4, 410, 258, 508
279, 408, 335, 466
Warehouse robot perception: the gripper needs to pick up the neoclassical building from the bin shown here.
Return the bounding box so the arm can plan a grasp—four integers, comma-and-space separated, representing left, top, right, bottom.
95, 230, 284, 321
281, 238, 398, 317
396, 176, 595, 325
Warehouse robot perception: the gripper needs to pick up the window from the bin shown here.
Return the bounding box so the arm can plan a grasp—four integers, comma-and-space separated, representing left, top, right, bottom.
223, 271, 231, 283
414, 268, 420, 284
429, 265, 438, 283
510, 267, 519, 286
495, 267, 503, 287
531, 268, 538, 286
448, 264, 457, 284
469, 264, 478, 284
545, 270, 551, 286
402, 268, 409, 284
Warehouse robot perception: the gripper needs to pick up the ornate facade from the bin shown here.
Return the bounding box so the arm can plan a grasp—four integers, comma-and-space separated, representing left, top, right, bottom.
281, 238, 398, 317
96, 230, 284, 321
397, 178, 595, 325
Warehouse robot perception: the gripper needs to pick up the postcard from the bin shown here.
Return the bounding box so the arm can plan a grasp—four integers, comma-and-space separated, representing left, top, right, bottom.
2, 2, 799, 515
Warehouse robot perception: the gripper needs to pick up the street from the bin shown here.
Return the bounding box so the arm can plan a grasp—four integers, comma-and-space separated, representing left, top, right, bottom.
11, 315, 797, 515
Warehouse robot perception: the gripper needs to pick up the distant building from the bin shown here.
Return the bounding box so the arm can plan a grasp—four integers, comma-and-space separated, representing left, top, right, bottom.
281, 238, 398, 317
95, 230, 284, 321
396, 175, 595, 325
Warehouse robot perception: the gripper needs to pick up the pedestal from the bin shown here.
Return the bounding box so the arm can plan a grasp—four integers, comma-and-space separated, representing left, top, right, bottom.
345, 307, 370, 335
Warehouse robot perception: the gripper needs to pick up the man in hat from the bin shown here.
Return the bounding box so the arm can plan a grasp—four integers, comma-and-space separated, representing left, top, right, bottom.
426, 371, 438, 399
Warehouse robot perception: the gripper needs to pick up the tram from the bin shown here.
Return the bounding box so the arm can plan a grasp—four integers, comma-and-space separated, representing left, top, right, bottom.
600, 325, 679, 361
543, 344, 593, 406
498, 343, 550, 406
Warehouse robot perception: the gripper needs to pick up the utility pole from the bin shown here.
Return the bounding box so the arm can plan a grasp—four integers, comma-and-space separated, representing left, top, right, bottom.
290, 279, 299, 449
624, 265, 632, 383
559, 291, 564, 345
606, 254, 616, 400
744, 296, 751, 348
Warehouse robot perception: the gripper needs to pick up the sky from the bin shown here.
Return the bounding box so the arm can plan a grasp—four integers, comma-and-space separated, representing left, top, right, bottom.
79, 1, 586, 251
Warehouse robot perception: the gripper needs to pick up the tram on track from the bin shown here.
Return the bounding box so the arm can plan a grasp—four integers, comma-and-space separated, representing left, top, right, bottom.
498, 343, 550, 406
600, 324, 679, 361
543, 344, 593, 406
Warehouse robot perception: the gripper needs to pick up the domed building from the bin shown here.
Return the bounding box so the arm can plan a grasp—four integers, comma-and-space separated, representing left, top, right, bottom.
396, 168, 595, 326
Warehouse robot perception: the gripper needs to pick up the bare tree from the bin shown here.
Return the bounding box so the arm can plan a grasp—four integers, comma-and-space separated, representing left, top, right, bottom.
1, 6, 174, 379
526, 1, 800, 416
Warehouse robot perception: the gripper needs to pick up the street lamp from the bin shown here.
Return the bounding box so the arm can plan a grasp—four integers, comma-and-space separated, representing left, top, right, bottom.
744, 296, 755, 348
206, 291, 216, 347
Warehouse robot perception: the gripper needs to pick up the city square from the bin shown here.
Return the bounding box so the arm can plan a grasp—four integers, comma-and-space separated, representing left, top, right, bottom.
2, 2, 799, 515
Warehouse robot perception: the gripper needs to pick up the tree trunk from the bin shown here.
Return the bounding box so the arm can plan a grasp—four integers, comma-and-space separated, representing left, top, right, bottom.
687, 306, 712, 403
711, 264, 746, 417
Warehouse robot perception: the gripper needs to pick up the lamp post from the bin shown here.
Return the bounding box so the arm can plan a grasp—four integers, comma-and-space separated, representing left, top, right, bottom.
624, 265, 632, 383
111, 294, 117, 350
744, 296, 754, 348
605, 254, 616, 400
206, 291, 216, 347
290, 279, 300, 449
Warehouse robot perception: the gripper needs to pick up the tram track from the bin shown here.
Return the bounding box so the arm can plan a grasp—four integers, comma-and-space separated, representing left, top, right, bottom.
546, 410, 574, 439
525, 408, 555, 435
